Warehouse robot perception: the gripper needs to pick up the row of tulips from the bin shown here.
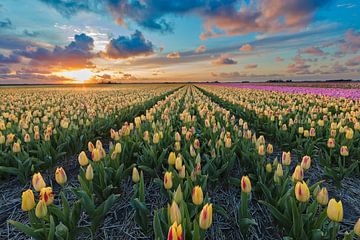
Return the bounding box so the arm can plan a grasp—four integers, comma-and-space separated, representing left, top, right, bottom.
0, 85, 180, 183
196, 85, 360, 239
198, 85, 360, 187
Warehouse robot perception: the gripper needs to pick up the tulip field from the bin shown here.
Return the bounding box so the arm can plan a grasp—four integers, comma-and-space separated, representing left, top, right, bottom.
0, 84, 359, 240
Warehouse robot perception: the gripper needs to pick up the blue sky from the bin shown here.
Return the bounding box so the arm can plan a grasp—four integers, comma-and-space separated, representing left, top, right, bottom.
0, 0, 359, 83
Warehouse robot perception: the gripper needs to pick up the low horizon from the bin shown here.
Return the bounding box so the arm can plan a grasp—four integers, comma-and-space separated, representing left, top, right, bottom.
0, 0, 359, 84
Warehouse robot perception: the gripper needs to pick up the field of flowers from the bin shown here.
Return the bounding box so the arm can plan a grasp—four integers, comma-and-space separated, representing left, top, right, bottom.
0, 84, 359, 240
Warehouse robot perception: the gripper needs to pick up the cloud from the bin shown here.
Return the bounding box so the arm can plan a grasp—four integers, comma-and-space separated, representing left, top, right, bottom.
340, 29, 360, 54
244, 64, 258, 69
102, 30, 154, 59
302, 46, 326, 56
195, 45, 206, 53
345, 56, 360, 67
167, 51, 181, 59
40, 0, 330, 36
212, 71, 282, 79
239, 43, 253, 52
0, 53, 21, 64
23, 30, 40, 37
212, 54, 237, 65
275, 57, 285, 62
15, 33, 95, 70
0, 67, 11, 74
0, 18, 12, 29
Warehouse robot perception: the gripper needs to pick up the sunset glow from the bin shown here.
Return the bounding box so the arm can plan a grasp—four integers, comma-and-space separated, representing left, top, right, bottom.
55, 69, 95, 83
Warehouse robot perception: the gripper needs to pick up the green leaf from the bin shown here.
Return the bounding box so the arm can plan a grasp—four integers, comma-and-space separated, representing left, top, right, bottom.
48, 215, 55, 240
290, 198, 302, 238
259, 200, 290, 228
8, 220, 42, 239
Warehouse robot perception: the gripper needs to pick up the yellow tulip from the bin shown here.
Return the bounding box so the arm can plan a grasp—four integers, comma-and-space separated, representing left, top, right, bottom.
153, 133, 160, 144
78, 151, 89, 166
340, 146, 349, 157
132, 167, 140, 183
354, 218, 360, 237
224, 137, 232, 148
199, 203, 213, 230
292, 165, 304, 182
265, 163, 272, 173
32, 172, 46, 192
316, 187, 329, 206
282, 151, 291, 166
35, 200, 48, 218
301, 156, 311, 170
295, 181, 310, 202
275, 163, 283, 177
298, 127, 304, 134
164, 171, 173, 190
21, 189, 35, 211
168, 152, 176, 165
175, 132, 181, 142
267, 144, 273, 154
174, 141, 181, 152
178, 165, 185, 179
92, 148, 101, 162
169, 201, 181, 224
175, 155, 182, 170
327, 138, 335, 148
192, 186, 203, 205
258, 145, 265, 156
167, 222, 183, 240
12, 142, 21, 153
327, 199, 343, 222
40, 187, 54, 206
114, 143, 122, 154
241, 176, 252, 193
88, 141, 94, 152
143, 131, 149, 141
345, 128, 353, 140
85, 164, 94, 181
55, 167, 67, 186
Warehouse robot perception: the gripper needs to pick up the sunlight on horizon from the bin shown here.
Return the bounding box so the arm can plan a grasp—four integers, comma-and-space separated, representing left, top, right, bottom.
55, 69, 95, 83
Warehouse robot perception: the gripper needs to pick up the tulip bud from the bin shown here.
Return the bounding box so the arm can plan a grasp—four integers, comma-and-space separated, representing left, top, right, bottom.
303, 130, 309, 137
21, 189, 35, 211
327, 199, 343, 222
174, 141, 181, 152
88, 141, 94, 152
169, 201, 181, 224
114, 143, 122, 154
241, 176, 252, 193
167, 222, 183, 240
175, 132, 181, 142
153, 133, 160, 144
134, 117, 141, 128
345, 128, 353, 140
78, 151, 89, 166
173, 185, 183, 204
143, 131, 149, 141
55, 167, 67, 186
327, 138, 335, 148
258, 145, 265, 156
266, 163, 272, 173
309, 128, 316, 137
164, 171, 173, 190
292, 165, 304, 182
92, 148, 101, 162
0, 135, 5, 144
168, 152, 176, 165
86, 164, 94, 181
12, 142, 21, 153
301, 156, 311, 170
179, 165, 185, 179
40, 187, 54, 206
224, 137, 232, 148
275, 163, 283, 177
199, 203, 213, 230
132, 167, 140, 183
298, 127, 304, 134
295, 181, 310, 202
282, 151, 291, 166
340, 146, 349, 156
192, 186, 203, 205
24, 134, 31, 143
354, 218, 360, 237
316, 187, 329, 206
267, 144, 273, 154
194, 139, 200, 149
32, 172, 46, 192
35, 200, 48, 218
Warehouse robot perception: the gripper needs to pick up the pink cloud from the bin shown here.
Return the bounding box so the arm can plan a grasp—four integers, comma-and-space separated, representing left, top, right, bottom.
195, 45, 206, 53
244, 64, 258, 69
340, 29, 360, 53
212, 54, 237, 65
239, 43, 254, 52
275, 57, 285, 62
345, 56, 360, 66
302, 47, 325, 56
166, 51, 181, 59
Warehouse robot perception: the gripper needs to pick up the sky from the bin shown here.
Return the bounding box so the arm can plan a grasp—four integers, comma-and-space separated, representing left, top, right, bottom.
0, 0, 359, 84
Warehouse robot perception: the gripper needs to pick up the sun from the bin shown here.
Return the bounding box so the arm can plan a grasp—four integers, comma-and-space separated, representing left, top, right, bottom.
55, 69, 95, 83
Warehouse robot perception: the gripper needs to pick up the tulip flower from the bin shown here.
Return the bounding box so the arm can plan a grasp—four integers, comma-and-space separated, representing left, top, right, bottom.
85, 164, 94, 181
292, 165, 304, 182
327, 199, 343, 222
88, 141, 94, 152
134, 117, 141, 128
275, 163, 283, 177
199, 203, 213, 230
298, 127, 304, 134
153, 133, 160, 144
174, 141, 181, 152
175, 155, 182, 170
167, 222, 183, 240
92, 148, 101, 162
267, 144, 273, 154
169, 201, 181, 224
327, 138, 335, 148
78, 151, 89, 166
164, 171, 173, 190
340, 146, 349, 156
132, 167, 140, 183
55, 167, 67, 186
295, 181, 310, 202
354, 218, 360, 237
143, 131, 149, 141
21, 189, 35, 211
178, 165, 185, 179
316, 187, 329, 206
173, 185, 183, 204
12, 142, 21, 153
282, 151, 291, 166
301, 156, 311, 170
192, 186, 203, 205
194, 139, 200, 149
258, 145, 265, 156
345, 128, 353, 140
114, 143, 122, 154
35, 200, 48, 219
265, 163, 272, 173
224, 137, 232, 148
241, 176, 252, 193
24, 133, 31, 143
175, 132, 181, 142
40, 187, 54, 206
168, 152, 176, 165
32, 172, 46, 192
304, 130, 309, 137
